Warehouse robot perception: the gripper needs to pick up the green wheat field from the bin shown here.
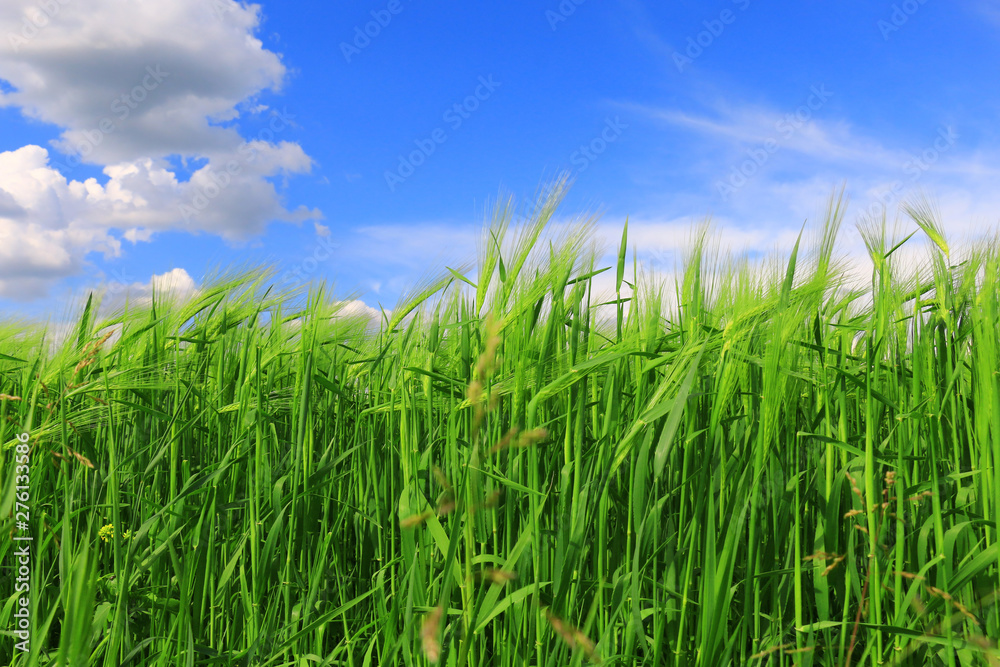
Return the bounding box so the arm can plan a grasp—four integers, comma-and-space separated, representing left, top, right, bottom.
2, 181, 1000, 666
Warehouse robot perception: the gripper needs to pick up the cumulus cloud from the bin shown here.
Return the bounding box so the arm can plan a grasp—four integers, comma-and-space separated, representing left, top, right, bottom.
0, 0, 320, 299
1, 0, 285, 164
94, 266, 200, 312
335, 299, 383, 322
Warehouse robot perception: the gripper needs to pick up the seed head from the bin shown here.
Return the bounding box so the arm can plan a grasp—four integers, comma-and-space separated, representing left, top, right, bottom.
400, 511, 433, 529
479, 568, 517, 585
420, 606, 443, 663
544, 608, 598, 662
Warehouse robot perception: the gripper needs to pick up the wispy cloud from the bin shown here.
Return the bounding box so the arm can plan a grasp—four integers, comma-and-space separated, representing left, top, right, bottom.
621, 91, 1000, 233
637, 98, 899, 169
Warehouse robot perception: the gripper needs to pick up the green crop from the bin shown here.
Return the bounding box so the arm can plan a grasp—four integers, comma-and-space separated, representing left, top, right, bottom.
1, 178, 999, 666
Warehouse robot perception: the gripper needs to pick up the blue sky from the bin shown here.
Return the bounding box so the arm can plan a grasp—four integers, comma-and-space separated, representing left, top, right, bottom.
1, 0, 998, 323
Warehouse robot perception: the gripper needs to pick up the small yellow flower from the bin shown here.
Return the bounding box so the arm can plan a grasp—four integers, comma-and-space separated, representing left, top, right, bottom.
99, 524, 131, 543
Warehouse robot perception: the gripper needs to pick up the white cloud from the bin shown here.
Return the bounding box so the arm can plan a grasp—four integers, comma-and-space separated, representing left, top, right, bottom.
336, 299, 383, 322
641, 100, 903, 171
150, 267, 198, 297
26, 266, 201, 351
0, 0, 319, 299
595, 216, 810, 266
1, 0, 284, 164
0, 143, 317, 299
94, 267, 200, 313
629, 94, 1000, 247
